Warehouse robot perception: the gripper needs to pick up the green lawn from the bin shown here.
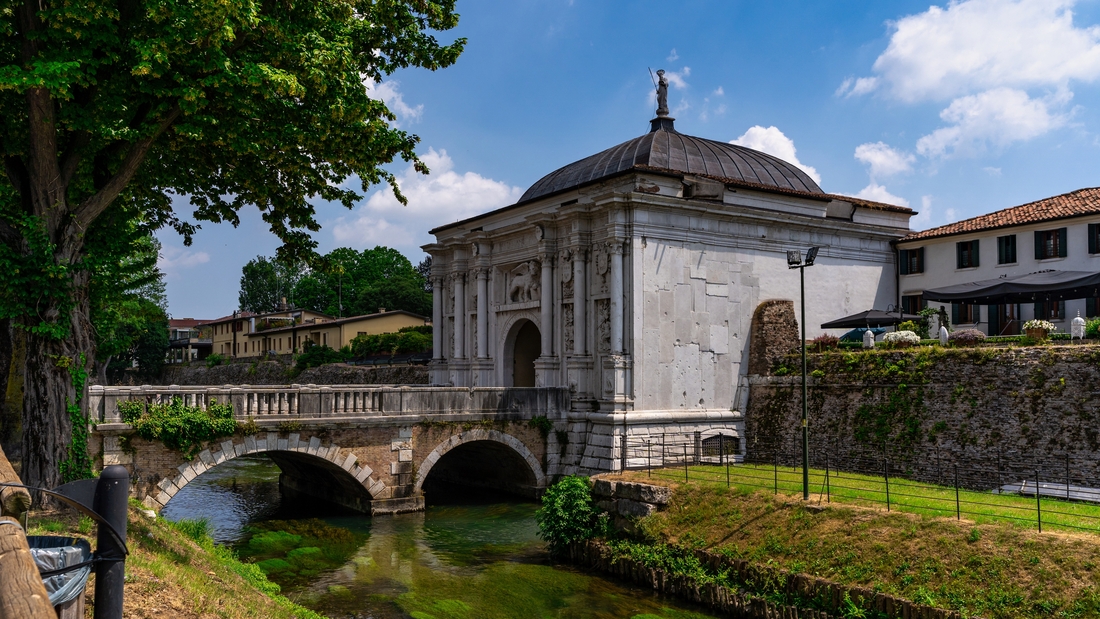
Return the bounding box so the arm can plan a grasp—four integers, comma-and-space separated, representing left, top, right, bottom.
642, 462, 1100, 534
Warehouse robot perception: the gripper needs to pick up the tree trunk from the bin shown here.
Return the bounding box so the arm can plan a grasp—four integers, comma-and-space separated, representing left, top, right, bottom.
20, 277, 93, 491
0, 323, 23, 465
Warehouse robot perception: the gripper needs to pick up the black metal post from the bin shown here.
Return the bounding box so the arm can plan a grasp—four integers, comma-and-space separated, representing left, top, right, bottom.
825, 453, 831, 503
884, 443, 891, 512
684, 444, 689, 483
774, 451, 779, 495
1036, 469, 1043, 533
1067, 454, 1071, 500
94, 465, 129, 619
800, 265, 809, 501
954, 465, 960, 520
620, 433, 627, 474
647, 440, 652, 478
724, 436, 730, 488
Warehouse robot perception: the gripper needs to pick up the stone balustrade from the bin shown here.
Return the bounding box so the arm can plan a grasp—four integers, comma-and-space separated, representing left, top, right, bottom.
87, 384, 571, 424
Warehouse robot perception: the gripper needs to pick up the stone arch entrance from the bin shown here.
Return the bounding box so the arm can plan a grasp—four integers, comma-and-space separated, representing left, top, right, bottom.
414, 428, 547, 500
146, 433, 385, 514
504, 319, 541, 387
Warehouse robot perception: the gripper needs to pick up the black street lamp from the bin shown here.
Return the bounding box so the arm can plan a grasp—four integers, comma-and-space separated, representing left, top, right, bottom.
788, 246, 819, 500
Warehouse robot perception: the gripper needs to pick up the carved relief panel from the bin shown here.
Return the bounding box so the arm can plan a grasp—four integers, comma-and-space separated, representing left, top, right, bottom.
559, 249, 574, 300
562, 304, 574, 349
506, 260, 541, 303
593, 244, 610, 294
596, 298, 611, 353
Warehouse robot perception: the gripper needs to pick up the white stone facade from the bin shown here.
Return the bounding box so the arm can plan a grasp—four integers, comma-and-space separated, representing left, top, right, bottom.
426, 169, 911, 474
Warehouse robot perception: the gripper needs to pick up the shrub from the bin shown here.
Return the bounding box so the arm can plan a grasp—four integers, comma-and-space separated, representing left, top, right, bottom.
948, 328, 986, 347
1023, 319, 1057, 332
535, 476, 604, 556
810, 334, 839, 352
125, 397, 238, 459
882, 330, 920, 347
294, 341, 347, 372
1087, 318, 1100, 339
349, 329, 431, 357
205, 353, 226, 368
897, 320, 920, 333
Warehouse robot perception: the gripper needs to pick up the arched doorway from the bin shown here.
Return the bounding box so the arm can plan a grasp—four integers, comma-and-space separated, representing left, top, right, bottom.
510, 320, 541, 387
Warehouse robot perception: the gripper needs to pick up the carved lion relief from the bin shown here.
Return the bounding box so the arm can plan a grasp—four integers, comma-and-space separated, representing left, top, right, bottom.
508, 261, 541, 303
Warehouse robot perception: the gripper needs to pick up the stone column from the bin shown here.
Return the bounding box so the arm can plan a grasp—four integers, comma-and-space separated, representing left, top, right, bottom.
540, 256, 553, 355
476, 268, 489, 359
453, 273, 466, 359
572, 250, 587, 355
609, 240, 624, 354
432, 276, 443, 360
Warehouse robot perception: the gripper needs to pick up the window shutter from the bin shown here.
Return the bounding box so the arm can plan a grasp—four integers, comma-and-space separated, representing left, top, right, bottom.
1035, 231, 1043, 260
998, 238, 1005, 264
989, 305, 1000, 336
1058, 228, 1068, 257
1058, 301, 1066, 320
1091, 224, 1099, 254
899, 250, 910, 275
1035, 302, 1045, 320
1088, 297, 1097, 318
916, 248, 924, 273
956, 243, 963, 269
971, 239, 979, 267
952, 304, 959, 325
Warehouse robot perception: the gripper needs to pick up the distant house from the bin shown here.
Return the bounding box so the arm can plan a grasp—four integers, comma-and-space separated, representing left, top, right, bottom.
201, 308, 429, 358
167, 318, 213, 364
897, 187, 1100, 335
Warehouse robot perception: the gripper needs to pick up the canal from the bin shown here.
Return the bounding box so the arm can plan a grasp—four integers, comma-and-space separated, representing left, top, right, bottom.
161, 454, 720, 619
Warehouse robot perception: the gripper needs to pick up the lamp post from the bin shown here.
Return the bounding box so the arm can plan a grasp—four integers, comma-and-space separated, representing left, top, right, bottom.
788, 246, 819, 501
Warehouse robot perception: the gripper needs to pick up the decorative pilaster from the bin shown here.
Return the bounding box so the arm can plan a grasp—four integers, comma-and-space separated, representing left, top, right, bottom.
453, 272, 466, 359
608, 239, 624, 354
475, 268, 489, 359
431, 276, 443, 360
572, 249, 587, 355
539, 254, 554, 356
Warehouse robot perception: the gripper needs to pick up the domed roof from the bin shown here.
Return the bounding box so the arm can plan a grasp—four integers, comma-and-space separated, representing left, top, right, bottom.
520, 117, 823, 203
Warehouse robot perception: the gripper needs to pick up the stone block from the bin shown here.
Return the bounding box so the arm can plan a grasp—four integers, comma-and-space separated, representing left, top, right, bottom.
341, 453, 358, 471
288, 433, 300, 451
391, 440, 411, 451
615, 482, 670, 505
220, 441, 235, 460
234, 443, 246, 456
398, 426, 412, 439
369, 480, 388, 498
308, 436, 321, 455
398, 449, 412, 463
198, 450, 215, 467
617, 498, 657, 518
244, 435, 257, 453
591, 478, 617, 498
356, 466, 373, 484
155, 491, 171, 507
277, 438, 288, 451
104, 452, 132, 466
595, 499, 617, 513
255, 436, 267, 452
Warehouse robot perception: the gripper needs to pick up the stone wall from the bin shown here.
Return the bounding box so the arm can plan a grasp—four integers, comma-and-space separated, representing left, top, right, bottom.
746, 299, 798, 376
746, 345, 1100, 489
153, 361, 427, 386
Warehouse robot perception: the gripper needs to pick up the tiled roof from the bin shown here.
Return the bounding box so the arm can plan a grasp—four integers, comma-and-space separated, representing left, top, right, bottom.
168, 318, 210, 328
902, 187, 1100, 242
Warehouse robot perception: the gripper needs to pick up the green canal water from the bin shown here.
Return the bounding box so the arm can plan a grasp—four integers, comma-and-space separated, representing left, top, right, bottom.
161, 454, 720, 619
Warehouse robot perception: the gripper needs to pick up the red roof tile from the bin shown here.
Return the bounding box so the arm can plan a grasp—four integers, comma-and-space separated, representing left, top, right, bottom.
902, 187, 1100, 242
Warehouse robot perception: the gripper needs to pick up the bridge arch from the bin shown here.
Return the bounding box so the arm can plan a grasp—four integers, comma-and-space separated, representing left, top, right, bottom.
414, 428, 547, 499
146, 432, 387, 513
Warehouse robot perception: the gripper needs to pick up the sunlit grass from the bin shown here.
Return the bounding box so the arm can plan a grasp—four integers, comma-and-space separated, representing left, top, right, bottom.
644, 462, 1100, 534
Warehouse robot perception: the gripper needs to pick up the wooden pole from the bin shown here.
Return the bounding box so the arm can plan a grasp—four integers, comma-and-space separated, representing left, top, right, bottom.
0, 445, 31, 521
0, 445, 53, 619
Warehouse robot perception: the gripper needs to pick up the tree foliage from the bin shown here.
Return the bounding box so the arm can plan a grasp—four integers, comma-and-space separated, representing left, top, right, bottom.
290, 246, 431, 317
535, 476, 605, 557
238, 256, 302, 314
0, 0, 464, 488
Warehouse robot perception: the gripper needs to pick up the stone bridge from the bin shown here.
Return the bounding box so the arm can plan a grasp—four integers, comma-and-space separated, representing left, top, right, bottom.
86, 383, 741, 515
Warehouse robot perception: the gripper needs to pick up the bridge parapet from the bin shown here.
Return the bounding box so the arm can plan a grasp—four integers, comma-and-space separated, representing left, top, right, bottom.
87, 384, 570, 423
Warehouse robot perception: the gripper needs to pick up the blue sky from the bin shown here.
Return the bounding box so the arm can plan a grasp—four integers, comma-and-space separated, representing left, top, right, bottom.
158, 0, 1100, 319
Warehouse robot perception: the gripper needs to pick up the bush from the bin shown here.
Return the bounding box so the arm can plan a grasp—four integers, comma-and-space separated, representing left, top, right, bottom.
349, 329, 431, 357
126, 397, 238, 459
294, 340, 347, 372
948, 328, 986, 347
205, 353, 226, 368
897, 320, 920, 333
882, 330, 920, 347
1086, 318, 1100, 339
810, 334, 839, 352
535, 476, 604, 556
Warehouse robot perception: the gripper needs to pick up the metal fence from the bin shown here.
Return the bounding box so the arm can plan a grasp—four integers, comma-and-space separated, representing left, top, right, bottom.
617, 433, 1100, 534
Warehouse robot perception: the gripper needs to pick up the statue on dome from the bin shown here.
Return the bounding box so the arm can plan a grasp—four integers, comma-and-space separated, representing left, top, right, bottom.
655, 69, 669, 117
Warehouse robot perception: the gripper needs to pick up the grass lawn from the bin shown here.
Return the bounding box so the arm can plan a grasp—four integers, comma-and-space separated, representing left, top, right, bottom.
640, 462, 1100, 535
617, 467, 1100, 619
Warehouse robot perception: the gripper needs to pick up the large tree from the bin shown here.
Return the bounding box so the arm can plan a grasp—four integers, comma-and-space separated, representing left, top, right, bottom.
238, 255, 303, 314
293, 246, 430, 317
0, 1, 463, 488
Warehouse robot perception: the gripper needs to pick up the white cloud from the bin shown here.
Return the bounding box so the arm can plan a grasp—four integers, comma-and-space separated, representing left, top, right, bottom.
664, 67, 691, 89
158, 246, 210, 276
330, 148, 522, 252
945, 207, 959, 222
854, 142, 915, 179
867, 0, 1100, 102
915, 87, 1069, 158
837, 77, 879, 97
713, 86, 724, 96
910, 195, 934, 229
731, 126, 822, 184
984, 166, 1003, 176
852, 183, 910, 207
363, 79, 423, 125
667, 48, 679, 62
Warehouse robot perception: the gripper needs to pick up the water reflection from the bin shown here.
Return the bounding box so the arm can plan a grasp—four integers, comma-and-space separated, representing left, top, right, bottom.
163, 453, 719, 619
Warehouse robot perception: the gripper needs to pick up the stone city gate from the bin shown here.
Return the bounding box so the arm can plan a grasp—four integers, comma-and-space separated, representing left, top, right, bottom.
86, 384, 569, 515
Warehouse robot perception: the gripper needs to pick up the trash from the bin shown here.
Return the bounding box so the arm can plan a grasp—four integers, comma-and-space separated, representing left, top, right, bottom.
26, 536, 93, 606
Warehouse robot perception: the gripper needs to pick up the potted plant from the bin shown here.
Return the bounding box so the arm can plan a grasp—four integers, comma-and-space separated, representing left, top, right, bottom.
1023, 319, 1056, 341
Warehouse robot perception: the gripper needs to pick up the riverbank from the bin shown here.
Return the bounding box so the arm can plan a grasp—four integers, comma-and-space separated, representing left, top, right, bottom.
27, 502, 321, 618
595, 474, 1100, 619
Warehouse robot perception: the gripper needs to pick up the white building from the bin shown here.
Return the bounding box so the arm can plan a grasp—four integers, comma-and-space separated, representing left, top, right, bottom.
424, 113, 912, 470
897, 187, 1100, 335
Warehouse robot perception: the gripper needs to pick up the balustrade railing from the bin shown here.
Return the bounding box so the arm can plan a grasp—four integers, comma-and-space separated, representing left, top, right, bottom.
86, 384, 569, 424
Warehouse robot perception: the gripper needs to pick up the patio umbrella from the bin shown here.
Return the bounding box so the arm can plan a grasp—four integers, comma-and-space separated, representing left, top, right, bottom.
923, 270, 1100, 305
820, 309, 921, 329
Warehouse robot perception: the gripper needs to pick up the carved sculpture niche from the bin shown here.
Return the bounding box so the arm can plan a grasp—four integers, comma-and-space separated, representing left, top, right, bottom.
508, 261, 541, 303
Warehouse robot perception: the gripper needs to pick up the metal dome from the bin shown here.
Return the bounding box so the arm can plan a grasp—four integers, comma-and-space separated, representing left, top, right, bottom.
519, 117, 823, 203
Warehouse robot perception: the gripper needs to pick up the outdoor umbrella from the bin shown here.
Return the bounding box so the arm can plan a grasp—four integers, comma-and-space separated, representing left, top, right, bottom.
820, 309, 921, 329
923, 270, 1100, 305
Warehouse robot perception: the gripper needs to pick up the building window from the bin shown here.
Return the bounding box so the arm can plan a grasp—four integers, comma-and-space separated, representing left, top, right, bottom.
1035, 228, 1068, 260
953, 303, 978, 325
956, 240, 979, 269
901, 295, 925, 315
997, 235, 1017, 264
1035, 300, 1066, 321
899, 248, 924, 274
1090, 224, 1100, 254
